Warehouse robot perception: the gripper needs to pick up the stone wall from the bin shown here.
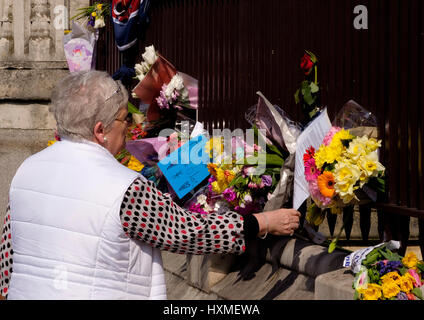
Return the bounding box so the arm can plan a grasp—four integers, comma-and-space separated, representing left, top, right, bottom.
0, 0, 89, 221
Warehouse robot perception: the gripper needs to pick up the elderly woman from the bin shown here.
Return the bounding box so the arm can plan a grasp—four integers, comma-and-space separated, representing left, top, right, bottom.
0, 70, 300, 300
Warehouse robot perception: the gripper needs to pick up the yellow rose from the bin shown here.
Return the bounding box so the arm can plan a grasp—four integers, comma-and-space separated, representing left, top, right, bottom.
382, 279, 401, 299
47, 140, 56, 147
398, 274, 414, 293
91, 11, 97, 17
402, 252, 419, 269
96, 3, 103, 10
358, 283, 382, 300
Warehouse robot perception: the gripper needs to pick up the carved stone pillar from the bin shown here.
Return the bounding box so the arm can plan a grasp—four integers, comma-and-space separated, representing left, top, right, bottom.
0, 0, 13, 60
29, 0, 52, 61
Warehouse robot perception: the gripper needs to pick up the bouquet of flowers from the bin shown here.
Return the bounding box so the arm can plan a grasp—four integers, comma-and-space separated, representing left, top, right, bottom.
303, 126, 385, 209
132, 45, 198, 123
303, 101, 386, 242
71, 2, 110, 29
344, 242, 424, 300
186, 92, 300, 216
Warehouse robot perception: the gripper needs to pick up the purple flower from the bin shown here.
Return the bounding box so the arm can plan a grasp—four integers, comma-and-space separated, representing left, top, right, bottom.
261, 175, 272, 187
378, 260, 403, 276
234, 202, 258, 215
222, 188, 237, 202
208, 176, 216, 193
396, 292, 408, 300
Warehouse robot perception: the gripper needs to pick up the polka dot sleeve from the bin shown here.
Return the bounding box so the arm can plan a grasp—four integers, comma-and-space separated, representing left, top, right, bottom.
1, 204, 12, 299
120, 178, 246, 255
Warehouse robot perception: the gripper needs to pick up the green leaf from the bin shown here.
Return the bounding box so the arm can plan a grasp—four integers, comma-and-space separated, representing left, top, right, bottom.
412, 287, 424, 300
310, 82, 319, 93
294, 89, 300, 104
353, 290, 360, 300
416, 262, 424, 273
128, 101, 141, 114
398, 267, 408, 275
328, 239, 337, 253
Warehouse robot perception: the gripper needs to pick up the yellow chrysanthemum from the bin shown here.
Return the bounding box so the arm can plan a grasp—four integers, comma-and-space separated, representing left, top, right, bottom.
91, 11, 97, 17
96, 3, 103, 10
402, 252, 419, 269
332, 128, 354, 142
127, 156, 144, 172
382, 278, 401, 299
358, 283, 382, 300
47, 140, 56, 147
314, 145, 338, 169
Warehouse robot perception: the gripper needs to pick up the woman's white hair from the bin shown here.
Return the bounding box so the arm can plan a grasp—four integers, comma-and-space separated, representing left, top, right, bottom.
50, 70, 128, 141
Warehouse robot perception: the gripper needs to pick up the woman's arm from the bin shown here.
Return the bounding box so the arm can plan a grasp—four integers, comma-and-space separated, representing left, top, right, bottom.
120, 178, 301, 255
1, 204, 13, 299
120, 178, 247, 255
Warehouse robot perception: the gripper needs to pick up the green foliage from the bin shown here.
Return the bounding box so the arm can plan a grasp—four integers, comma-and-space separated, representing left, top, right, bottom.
128, 101, 141, 114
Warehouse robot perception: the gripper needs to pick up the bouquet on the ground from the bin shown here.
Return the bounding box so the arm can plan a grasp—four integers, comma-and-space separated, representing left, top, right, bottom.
304, 101, 385, 228
344, 242, 424, 300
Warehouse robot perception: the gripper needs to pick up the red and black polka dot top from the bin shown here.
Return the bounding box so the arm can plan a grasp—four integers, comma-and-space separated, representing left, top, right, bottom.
1, 177, 259, 299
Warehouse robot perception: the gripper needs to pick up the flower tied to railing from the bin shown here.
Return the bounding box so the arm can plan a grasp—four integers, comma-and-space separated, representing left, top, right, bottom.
295, 50, 321, 125
71, 2, 110, 29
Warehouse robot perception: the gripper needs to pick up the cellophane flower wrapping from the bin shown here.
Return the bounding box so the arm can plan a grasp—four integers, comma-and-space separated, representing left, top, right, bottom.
63, 21, 98, 72
304, 100, 385, 211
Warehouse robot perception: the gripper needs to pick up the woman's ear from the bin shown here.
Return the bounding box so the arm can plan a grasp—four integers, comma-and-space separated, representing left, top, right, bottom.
93, 121, 106, 144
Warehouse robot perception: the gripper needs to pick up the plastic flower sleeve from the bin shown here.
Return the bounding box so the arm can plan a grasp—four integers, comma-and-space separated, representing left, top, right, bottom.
132, 54, 178, 122
245, 92, 302, 211
63, 21, 98, 72
333, 100, 378, 139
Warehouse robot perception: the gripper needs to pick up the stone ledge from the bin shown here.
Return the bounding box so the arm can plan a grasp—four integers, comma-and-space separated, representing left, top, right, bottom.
0, 69, 69, 100
314, 268, 355, 300
0, 103, 56, 130
162, 237, 349, 300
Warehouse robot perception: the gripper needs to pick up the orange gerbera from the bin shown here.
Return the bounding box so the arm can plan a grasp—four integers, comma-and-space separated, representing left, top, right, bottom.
317, 171, 336, 198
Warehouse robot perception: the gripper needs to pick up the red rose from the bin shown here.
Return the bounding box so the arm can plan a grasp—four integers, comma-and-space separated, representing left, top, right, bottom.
300, 53, 314, 75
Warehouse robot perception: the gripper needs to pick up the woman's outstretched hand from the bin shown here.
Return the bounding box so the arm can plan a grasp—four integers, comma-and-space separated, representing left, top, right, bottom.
254, 208, 301, 238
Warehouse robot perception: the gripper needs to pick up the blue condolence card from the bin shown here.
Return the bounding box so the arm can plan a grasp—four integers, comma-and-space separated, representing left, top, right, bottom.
158, 135, 210, 199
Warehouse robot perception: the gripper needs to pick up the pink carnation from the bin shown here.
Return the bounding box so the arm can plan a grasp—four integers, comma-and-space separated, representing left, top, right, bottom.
323, 126, 342, 146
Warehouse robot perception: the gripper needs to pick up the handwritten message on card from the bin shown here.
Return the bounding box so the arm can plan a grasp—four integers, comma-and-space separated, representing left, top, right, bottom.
158, 135, 210, 199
